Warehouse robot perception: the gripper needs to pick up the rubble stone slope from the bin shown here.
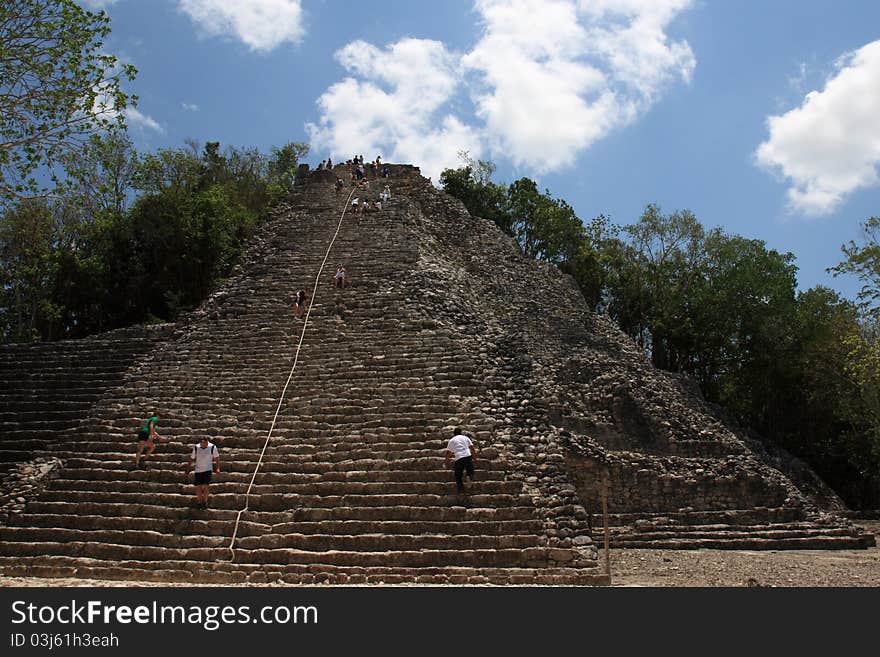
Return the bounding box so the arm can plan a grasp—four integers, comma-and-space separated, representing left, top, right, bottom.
391, 170, 873, 550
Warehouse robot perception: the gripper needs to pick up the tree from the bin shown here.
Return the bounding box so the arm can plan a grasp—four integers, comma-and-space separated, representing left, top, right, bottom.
0, 199, 59, 341
607, 205, 706, 364
505, 178, 584, 264
784, 287, 880, 507
0, 0, 136, 204
830, 216, 880, 497
133, 146, 202, 201
60, 129, 139, 221
267, 141, 309, 198
560, 214, 618, 310
693, 233, 799, 429
225, 144, 272, 213
830, 216, 880, 317
439, 153, 508, 230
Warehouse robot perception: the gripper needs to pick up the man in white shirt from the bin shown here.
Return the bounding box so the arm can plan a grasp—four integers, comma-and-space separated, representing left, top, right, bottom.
444, 427, 477, 494
188, 437, 220, 509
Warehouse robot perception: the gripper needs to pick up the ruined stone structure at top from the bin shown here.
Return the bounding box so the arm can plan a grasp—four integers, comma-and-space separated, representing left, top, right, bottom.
0, 164, 872, 585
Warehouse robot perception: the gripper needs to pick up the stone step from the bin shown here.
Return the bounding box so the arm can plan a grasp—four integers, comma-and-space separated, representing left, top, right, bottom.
58, 456, 510, 474
58, 466, 501, 484
0, 375, 131, 384
0, 404, 94, 417
0, 439, 58, 451
612, 524, 862, 540
46, 478, 521, 496
22, 500, 540, 522
0, 356, 148, 368
33, 489, 533, 509
45, 452, 499, 471
610, 534, 873, 550
602, 509, 804, 526
51, 445, 490, 464
8, 513, 543, 536
0, 419, 78, 431
0, 526, 542, 552
0, 392, 111, 403
0, 449, 37, 462
78, 421, 486, 439
59, 427, 483, 446
0, 556, 608, 585
0, 540, 578, 568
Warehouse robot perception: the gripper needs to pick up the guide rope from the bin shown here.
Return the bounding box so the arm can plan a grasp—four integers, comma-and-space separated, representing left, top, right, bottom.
226, 180, 359, 560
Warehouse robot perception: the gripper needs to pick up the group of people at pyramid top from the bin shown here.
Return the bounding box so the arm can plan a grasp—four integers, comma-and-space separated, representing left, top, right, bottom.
318, 154, 391, 181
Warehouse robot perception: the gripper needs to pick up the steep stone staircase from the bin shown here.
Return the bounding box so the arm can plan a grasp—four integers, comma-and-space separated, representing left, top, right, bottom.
0, 167, 605, 584
601, 509, 872, 549
0, 327, 171, 464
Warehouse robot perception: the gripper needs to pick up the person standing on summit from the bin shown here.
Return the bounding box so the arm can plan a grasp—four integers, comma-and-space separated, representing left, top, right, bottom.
445, 427, 477, 494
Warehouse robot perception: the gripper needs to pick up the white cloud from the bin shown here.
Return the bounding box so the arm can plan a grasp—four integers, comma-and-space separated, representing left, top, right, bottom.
126, 108, 164, 133
78, 0, 118, 10
178, 0, 304, 53
462, 0, 610, 171
309, 0, 694, 177
182, 102, 200, 112
756, 40, 880, 216
577, 0, 696, 98
787, 61, 808, 92
306, 39, 483, 181
91, 84, 163, 135
463, 0, 694, 171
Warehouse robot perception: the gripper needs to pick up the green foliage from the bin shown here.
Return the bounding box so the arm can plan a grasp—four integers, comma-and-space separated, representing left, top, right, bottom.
615, 205, 708, 361
0, 0, 136, 205
439, 154, 508, 230
693, 233, 799, 419
830, 216, 880, 316
0, 136, 303, 341
603, 207, 880, 506
826, 216, 880, 501
0, 200, 59, 342
61, 129, 139, 221
559, 215, 618, 309
268, 142, 310, 200
121, 182, 253, 319
133, 145, 202, 199
783, 288, 880, 506
506, 178, 584, 264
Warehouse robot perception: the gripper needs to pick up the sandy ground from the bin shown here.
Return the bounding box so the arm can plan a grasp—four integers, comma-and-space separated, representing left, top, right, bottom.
1, 522, 877, 588
607, 520, 880, 587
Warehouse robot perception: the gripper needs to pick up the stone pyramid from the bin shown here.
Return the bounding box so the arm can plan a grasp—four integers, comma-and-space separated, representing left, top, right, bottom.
0, 164, 871, 585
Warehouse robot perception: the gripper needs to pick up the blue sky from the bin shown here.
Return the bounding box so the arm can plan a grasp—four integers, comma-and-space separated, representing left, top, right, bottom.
82, 0, 880, 300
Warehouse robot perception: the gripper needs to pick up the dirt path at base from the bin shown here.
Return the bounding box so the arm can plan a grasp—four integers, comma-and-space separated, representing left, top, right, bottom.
609, 521, 880, 587
2, 523, 877, 588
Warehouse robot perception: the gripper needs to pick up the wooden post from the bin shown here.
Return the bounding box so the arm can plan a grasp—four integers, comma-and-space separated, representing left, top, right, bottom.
601, 476, 610, 578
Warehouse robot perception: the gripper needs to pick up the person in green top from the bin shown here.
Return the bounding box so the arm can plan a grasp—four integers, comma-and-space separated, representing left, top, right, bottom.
135, 414, 166, 468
